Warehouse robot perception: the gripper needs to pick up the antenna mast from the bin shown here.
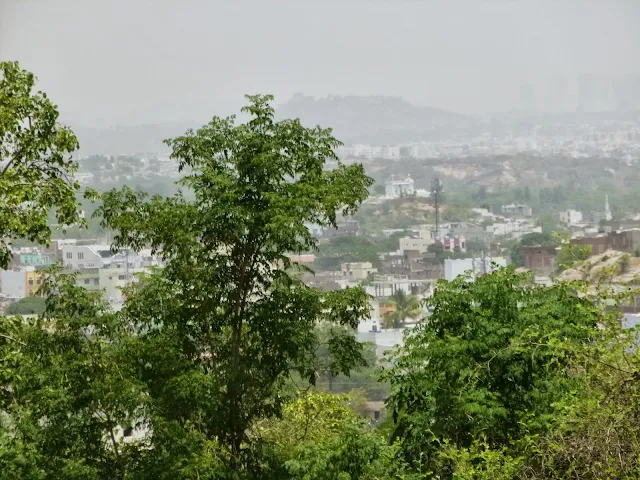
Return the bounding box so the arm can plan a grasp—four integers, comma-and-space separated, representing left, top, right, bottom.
431, 177, 444, 239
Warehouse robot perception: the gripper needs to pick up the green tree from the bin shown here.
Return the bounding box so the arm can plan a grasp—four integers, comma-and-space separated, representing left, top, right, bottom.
382, 267, 600, 475
442, 204, 472, 222
4, 295, 46, 315
0, 268, 145, 479
257, 392, 416, 480
97, 95, 374, 472
314, 235, 382, 271
0, 62, 87, 268
382, 289, 421, 329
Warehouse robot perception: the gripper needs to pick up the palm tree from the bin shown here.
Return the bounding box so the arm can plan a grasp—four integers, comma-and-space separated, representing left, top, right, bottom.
382, 289, 422, 329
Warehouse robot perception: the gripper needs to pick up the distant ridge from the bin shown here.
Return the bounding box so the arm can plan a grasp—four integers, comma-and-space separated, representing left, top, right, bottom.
276, 94, 479, 145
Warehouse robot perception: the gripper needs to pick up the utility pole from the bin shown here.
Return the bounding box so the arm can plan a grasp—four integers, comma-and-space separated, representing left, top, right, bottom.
431, 177, 444, 239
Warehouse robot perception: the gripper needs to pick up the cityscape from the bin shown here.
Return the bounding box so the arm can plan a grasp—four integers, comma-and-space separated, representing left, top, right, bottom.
2, 0, 640, 477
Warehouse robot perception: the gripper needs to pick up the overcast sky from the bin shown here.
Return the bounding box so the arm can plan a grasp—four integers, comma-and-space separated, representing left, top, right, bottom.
1, 0, 639, 126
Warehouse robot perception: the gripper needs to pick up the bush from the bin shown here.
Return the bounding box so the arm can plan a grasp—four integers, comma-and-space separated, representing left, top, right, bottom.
618, 254, 631, 274
5, 296, 46, 315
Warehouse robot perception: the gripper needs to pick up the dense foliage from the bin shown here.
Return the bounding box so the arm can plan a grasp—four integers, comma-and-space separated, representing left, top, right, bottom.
0, 62, 87, 268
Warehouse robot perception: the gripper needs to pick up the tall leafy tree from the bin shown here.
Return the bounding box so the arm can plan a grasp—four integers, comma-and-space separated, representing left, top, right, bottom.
382, 289, 421, 329
0, 62, 86, 268
382, 267, 600, 474
98, 95, 374, 472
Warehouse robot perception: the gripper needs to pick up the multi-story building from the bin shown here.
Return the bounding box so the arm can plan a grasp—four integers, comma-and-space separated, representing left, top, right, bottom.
62, 244, 112, 270
19, 251, 52, 267
572, 229, 640, 256
436, 235, 466, 252
322, 220, 360, 238
399, 237, 431, 254
75, 268, 102, 292
384, 175, 415, 198
501, 204, 533, 218
341, 262, 377, 281
522, 246, 557, 275
25, 270, 44, 297
0, 267, 43, 300
559, 209, 584, 225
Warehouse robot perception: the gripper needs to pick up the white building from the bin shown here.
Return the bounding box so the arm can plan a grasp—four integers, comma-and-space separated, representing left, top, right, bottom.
559, 209, 583, 225
385, 175, 415, 198
0, 270, 26, 299
304, 222, 324, 237
399, 237, 431, 254
99, 264, 147, 303
62, 244, 112, 270
382, 145, 401, 160
444, 257, 508, 281
62, 245, 161, 271
364, 274, 435, 299
501, 204, 533, 217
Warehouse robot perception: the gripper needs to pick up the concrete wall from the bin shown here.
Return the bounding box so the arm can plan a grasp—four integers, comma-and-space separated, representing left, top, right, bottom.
444, 257, 508, 281
1, 271, 26, 299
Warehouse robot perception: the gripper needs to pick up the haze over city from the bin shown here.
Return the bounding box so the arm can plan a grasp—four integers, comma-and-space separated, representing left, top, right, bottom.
2, 0, 640, 126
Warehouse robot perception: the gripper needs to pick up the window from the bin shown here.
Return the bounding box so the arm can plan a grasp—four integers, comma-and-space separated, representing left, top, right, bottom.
66, 252, 72, 259
94, 279, 99, 285
28, 279, 34, 285
118, 275, 126, 280
77, 252, 84, 260
36, 279, 41, 285
84, 279, 90, 285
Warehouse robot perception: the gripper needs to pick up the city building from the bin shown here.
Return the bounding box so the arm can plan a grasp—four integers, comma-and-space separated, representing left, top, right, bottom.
341, 262, 377, 281
364, 274, 434, 299
19, 251, 52, 267
398, 237, 431, 254
25, 271, 44, 297
440, 235, 466, 252
559, 209, 584, 225
322, 219, 360, 238
522, 246, 557, 275
501, 204, 533, 217
571, 229, 640, 256
62, 244, 112, 270
384, 175, 415, 198
444, 257, 508, 281
0, 270, 26, 300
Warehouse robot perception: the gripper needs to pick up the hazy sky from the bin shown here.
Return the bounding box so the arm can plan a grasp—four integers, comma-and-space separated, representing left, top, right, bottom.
2, 0, 639, 126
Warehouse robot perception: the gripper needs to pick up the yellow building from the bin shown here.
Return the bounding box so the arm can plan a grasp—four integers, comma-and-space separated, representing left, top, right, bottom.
25, 271, 44, 297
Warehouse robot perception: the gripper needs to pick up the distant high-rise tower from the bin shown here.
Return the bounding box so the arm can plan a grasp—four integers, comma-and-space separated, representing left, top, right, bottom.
605, 194, 612, 221
547, 75, 569, 112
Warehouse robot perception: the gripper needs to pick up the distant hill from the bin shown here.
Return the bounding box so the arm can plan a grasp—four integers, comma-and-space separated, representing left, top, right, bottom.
74, 123, 195, 156
276, 94, 480, 145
